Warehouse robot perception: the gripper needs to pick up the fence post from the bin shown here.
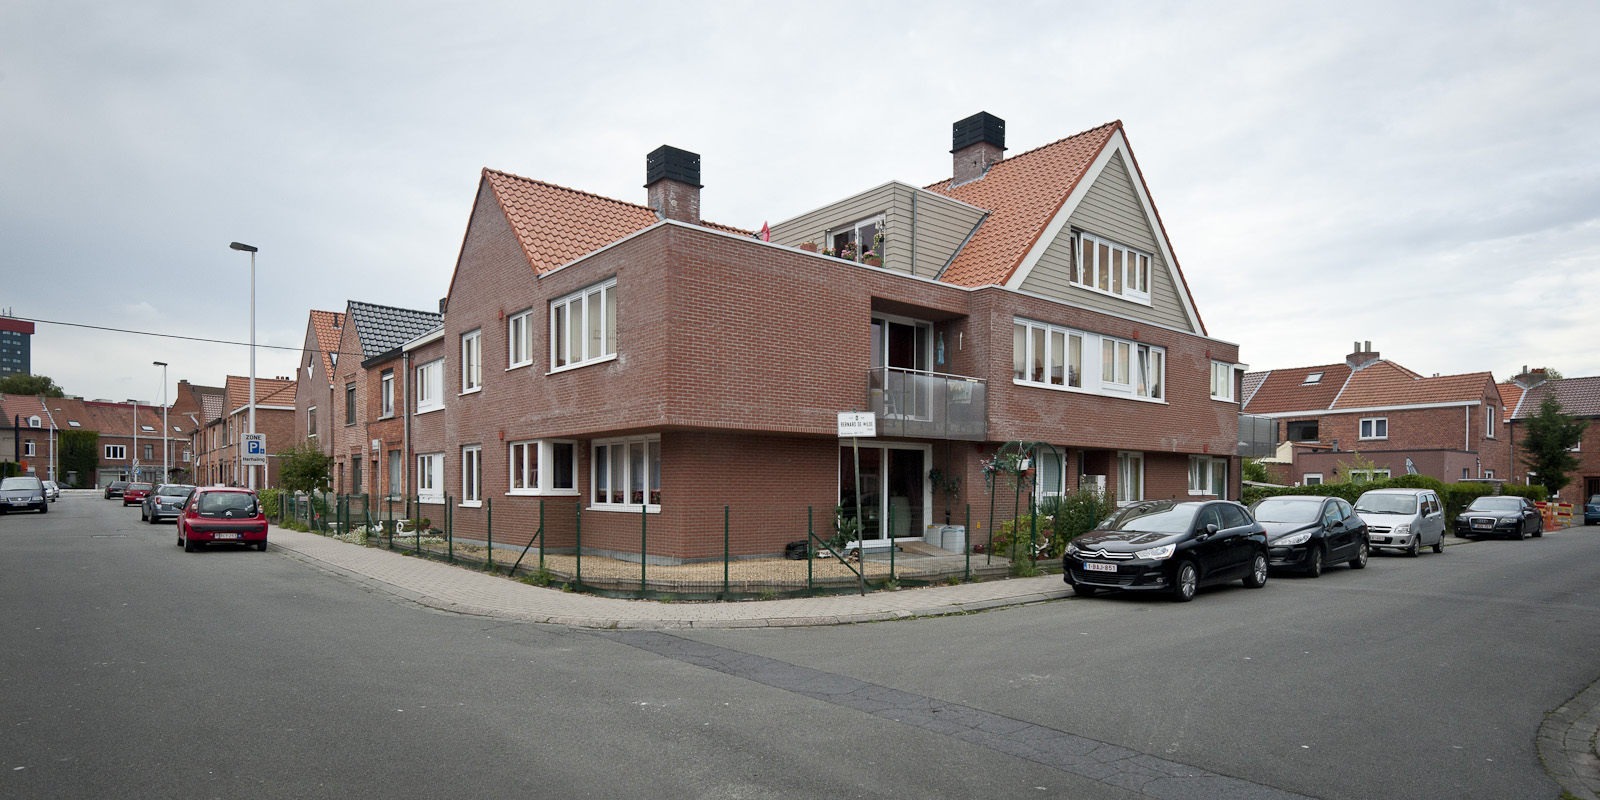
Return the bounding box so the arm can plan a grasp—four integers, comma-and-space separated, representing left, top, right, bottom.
575, 504, 582, 590
640, 504, 647, 593
807, 506, 813, 592
486, 497, 494, 572
888, 502, 896, 583
723, 506, 730, 598
965, 503, 971, 582
538, 498, 546, 572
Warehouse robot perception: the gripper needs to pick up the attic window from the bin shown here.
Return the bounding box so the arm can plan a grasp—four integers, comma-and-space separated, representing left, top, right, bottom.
141, 425, 155, 432
1301, 372, 1324, 385
825, 216, 885, 263
68, 420, 81, 427
1075, 234, 1151, 305
173, 426, 183, 433
28, 415, 41, 428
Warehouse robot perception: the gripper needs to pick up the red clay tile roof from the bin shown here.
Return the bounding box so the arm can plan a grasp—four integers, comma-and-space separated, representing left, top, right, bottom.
1241, 371, 1270, 406
223, 376, 297, 415
76, 400, 169, 437
482, 169, 750, 277
308, 310, 343, 382
1240, 363, 1353, 415
1511, 376, 1600, 419
1331, 364, 1495, 410
925, 122, 1119, 290
1497, 383, 1524, 421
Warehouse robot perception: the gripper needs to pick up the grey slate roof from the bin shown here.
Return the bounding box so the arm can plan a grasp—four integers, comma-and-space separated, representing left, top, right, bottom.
1511, 376, 1600, 419
347, 301, 443, 361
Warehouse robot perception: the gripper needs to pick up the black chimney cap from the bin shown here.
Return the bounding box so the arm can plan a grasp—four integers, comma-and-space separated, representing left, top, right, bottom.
645, 145, 702, 188
952, 112, 1006, 153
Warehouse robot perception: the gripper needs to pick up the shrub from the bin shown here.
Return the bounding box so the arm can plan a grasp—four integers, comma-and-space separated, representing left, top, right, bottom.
257, 488, 283, 518
1501, 483, 1549, 503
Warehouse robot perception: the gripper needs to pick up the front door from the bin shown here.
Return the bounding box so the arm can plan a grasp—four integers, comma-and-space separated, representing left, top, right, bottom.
840, 444, 930, 546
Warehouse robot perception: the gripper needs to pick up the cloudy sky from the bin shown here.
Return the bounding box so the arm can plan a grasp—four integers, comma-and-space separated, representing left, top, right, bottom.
3, 1, 1597, 406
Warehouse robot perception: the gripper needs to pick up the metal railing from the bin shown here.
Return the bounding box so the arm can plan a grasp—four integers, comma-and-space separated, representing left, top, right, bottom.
868, 367, 986, 440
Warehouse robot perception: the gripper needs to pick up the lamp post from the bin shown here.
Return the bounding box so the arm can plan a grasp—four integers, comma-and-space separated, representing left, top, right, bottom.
153, 361, 168, 483
230, 242, 258, 489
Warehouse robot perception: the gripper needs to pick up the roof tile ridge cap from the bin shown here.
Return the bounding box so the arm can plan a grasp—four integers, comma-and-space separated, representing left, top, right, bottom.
1328, 369, 1358, 409
920, 119, 1122, 192
1242, 368, 1271, 407
348, 299, 442, 318
484, 167, 657, 215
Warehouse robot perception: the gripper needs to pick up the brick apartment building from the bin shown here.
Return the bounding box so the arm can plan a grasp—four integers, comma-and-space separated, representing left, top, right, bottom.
193, 376, 296, 487
391, 113, 1244, 562
1242, 343, 1506, 486
324, 301, 441, 496
3, 393, 186, 486
294, 309, 344, 458
1503, 371, 1600, 501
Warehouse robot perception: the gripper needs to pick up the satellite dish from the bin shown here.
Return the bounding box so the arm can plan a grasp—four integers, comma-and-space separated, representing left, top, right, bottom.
1405, 458, 1417, 475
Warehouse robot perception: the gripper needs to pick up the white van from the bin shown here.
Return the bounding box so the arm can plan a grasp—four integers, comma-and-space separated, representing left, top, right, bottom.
1354, 488, 1446, 556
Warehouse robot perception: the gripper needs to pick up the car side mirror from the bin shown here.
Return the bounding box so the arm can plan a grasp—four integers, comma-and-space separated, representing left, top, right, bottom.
1202, 523, 1219, 536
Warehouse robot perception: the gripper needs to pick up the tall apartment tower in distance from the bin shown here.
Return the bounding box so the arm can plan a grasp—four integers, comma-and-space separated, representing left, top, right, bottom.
0, 312, 34, 377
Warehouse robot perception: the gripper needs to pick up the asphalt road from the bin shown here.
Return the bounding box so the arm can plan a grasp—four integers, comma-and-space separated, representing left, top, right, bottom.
3, 494, 1595, 799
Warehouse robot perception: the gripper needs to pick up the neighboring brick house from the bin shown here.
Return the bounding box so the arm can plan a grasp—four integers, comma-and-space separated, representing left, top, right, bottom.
1242, 343, 1506, 486
168, 380, 224, 481
401, 329, 447, 507
326, 301, 441, 495
198, 376, 296, 487
293, 309, 344, 457
406, 112, 1241, 562
1504, 371, 1600, 502
3, 394, 179, 486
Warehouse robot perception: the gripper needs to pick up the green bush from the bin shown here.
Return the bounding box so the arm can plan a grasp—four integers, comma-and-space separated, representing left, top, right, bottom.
992, 491, 1117, 561
1243, 473, 1501, 522
1500, 483, 1549, 503
0, 461, 20, 479
257, 488, 283, 518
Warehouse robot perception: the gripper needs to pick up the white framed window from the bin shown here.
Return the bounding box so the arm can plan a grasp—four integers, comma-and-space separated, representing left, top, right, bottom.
140, 425, 155, 433
1188, 456, 1228, 498
143, 444, 153, 461
1076, 233, 1152, 304
67, 421, 80, 428
1301, 372, 1324, 385
345, 382, 357, 425
1032, 447, 1067, 503
416, 358, 444, 412
508, 309, 534, 369
1210, 361, 1234, 401
1302, 473, 1323, 486
1013, 320, 1083, 388
417, 453, 444, 503
23, 440, 35, 457
27, 415, 40, 428
551, 279, 617, 371
1485, 406, 1495, 439
591, 435, 661, 511
105, 444, 127, 460
1116, 451, 1144, 505
1101, 336, 1164, 400
308, 406, 318, 437
461, 445, 481, 506
380, 370, 394, 418
461, 329, 482, 393
387, 450, 402, 498
1483, 469, 1495, 479
1359, 417, 1388, 440
826, 215, 885, 263
508, 439, 577, 495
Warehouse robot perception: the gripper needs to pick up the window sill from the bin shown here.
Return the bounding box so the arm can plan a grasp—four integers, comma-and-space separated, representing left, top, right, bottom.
1211, 396, 1237, 404
1357, 437, 1388, 442
458, 387, 482, 397
1012, 378, 1167, 404
505, 362, 534, 372
377, 414, 395, 421
418, 497, 445, 505
587, 504, 661, 514
415, 406, 444, 416
547, 353, 618, 376
506, 489, 581, 497
459, 501, 482, 508
1070, 281, 1153, 307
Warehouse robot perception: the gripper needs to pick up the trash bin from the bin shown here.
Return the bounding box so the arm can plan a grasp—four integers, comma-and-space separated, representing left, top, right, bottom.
940, 525, 967, 553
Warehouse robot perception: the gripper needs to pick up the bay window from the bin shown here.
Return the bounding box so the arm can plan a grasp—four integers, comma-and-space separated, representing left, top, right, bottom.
508, 439, 577, 495
592, 435, 660, 510
551, 279, 617, 370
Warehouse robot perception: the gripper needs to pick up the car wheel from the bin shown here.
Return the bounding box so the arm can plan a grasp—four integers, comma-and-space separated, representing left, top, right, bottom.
1515, 526, 1527, 541
1243, 551, 1269, 588
1171, 561, 1198, 602
1306, 545, 1324, 578
1406, 535, 1420, 558
1349, 539, 1369, 569
1533, 520, 1543, 538
1455, 529, 1468, 538
256, 541, 268, 552
39, 503, 48, 514
183, 536, 196, 552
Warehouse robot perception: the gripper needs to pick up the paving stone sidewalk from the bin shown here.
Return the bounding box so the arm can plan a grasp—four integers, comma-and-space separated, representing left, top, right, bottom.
265, 525, 1071, 628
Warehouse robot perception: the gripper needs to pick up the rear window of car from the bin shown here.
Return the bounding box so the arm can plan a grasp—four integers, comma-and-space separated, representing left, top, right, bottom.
128, 483, 153, 491
197, 492, 256, 516
2, 477, 42, 490
157, 485, 194, 496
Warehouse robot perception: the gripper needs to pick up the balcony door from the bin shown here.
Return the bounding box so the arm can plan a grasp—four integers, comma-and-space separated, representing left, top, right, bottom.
839, 443, 931, 546
872, 314, 932, 420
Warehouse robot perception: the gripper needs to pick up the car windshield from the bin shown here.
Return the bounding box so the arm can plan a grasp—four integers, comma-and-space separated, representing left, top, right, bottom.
1252, 498, 1323, 523
198, 492, 255, 515
1102, 502, 1199, 534
157, 485, 193, 497
128, 483, 152, 491
1467, 497, 1522, 512
1, 477, 41, 490
1355, 494, 1417, 515
1590, 495, 1600, 505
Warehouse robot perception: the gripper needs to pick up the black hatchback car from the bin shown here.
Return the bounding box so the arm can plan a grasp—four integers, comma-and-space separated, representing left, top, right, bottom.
1250, 495, 1369, 577
1454, 495, 1543, 539
104, 480, 129, 499
1064, 500, 1270, 602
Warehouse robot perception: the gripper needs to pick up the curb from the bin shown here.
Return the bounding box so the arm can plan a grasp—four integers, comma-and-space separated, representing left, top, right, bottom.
1539, 675, 1600, 800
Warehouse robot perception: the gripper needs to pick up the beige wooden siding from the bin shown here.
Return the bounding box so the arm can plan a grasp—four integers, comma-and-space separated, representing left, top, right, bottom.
1018, 152, 1195, 332
769, 182, 985, 279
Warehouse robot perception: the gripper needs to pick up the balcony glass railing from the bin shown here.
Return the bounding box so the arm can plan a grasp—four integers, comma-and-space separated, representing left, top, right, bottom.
868, 367, 987, 441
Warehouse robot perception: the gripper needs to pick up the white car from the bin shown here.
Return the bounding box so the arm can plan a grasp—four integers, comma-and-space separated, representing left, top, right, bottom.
42, 481, 61, 502
1354, 488, 1446, 556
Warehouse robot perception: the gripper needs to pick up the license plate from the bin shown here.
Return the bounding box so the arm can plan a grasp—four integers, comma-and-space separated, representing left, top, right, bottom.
1372, 537, 1390, 544
1473, 520, 1493, 528
10, 500, 29, 506
213, 533, 240, 540
1083, 561, 1117, 572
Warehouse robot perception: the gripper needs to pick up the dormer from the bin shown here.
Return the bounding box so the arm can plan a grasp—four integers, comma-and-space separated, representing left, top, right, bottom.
767, 182, 986, 279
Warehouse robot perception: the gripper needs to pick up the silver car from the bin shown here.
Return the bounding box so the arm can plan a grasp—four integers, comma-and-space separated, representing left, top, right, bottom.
42, 480, 60, 502
1354, 488, 1446, 556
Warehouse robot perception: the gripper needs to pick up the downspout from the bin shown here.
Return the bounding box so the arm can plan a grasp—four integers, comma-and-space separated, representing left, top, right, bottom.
910, 190, 918, 278
402, 350, 411, 499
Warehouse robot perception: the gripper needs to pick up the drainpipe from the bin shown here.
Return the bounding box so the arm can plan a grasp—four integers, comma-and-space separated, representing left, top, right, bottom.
910, 190, 919, 278
402, 350, 411, 498
1465, 406, 1470, 455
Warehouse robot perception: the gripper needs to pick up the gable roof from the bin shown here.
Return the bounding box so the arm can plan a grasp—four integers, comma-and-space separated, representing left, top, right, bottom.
1331, 364, 1496, 410
1511, 376, 1600, 419
309, 310, 344, 382
223, 376, 297, 415
1241, 363, 1353, 415
347, 301, 443, 360
1497, 382, 1524, 422
1241, 370, 1270, 407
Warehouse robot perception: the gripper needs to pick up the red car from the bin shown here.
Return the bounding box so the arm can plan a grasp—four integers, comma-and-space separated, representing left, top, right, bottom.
122, 483, 154, 506
177, 487, 268, 552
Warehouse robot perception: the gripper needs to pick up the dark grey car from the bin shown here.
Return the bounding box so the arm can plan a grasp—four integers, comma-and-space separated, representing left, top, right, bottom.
141, 484, 196, 524
1, 476, 49, 514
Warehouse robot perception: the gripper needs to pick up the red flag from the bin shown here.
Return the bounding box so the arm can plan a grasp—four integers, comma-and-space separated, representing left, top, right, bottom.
759, 222, 770, 242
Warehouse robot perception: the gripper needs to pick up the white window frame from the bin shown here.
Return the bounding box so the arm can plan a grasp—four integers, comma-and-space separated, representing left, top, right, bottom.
1013, 320, 1084, 390
460, 445, 482, 506
308, 406, 318, 437
23, 440, 35, 457
1012, 320, 1162, 402
1301, 372, 1324, 385
416, 358, 444, 413
508, 309, 534, 369
1359, 417, 1388, 440
1032, 447, 1067, 504
507, 439, 579, 496
1210, 361, 1235, 402
1116, 451, 1144, 506
590, 434, 661, 512
105, 444, 127, 460
1302, 473, 1323, 486
550, 278, 617, 373
1485, 406, 1495, 439
1076, 233, 1152, 305
1188, 455, 1228, 498
1483, 469, 1495, 479
417, 453, 444, 503
826, 215, 886, 263
27, 415, 40, 428
461, 329, 482, 394
380, 370, 394, 418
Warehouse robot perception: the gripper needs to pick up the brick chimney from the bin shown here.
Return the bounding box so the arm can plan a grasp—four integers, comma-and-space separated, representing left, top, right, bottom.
645, 145, 701, 224
1346, 340, 1381, 369
1512, 366, 1549, 388
951, 112, 1006, 187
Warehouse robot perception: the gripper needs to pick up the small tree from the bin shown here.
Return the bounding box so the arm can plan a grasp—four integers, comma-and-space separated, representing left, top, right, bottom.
1242, 458, 1271, 483
277, 441, 331, 494
1333, 451, 1380, 484
1519, 395, 1588, 497
0, 373, 66, 397
60, 429, 99, 488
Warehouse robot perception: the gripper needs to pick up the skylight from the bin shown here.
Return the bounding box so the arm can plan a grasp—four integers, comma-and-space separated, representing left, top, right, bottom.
68, 421, 81, 427
1302, 372, 1324, 385
141, 425, 155, 432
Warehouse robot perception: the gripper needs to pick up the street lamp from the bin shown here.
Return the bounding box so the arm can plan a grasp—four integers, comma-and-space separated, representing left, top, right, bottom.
230, 242, 258, 489
153, 361, 168, 483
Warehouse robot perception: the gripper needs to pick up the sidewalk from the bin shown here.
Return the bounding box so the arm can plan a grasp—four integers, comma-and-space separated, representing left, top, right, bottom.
265, 525, 1071, 628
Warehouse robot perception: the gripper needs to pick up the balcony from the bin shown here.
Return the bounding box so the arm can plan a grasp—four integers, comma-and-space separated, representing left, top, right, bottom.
867, 367, 987, 441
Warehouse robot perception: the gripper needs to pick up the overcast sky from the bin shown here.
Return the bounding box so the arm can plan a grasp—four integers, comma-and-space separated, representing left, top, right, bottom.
3, 1, 1597, 408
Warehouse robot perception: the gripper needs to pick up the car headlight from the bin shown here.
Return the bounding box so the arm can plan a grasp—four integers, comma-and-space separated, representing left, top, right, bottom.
1275, 531, 1314, 547
1065, 543, 1082, 558
1134, 544, 1176, 561
1393, 524, 1411, 535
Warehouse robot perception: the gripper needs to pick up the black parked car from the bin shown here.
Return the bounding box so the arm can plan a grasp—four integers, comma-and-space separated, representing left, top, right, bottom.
1064, 500, 1269, 602
104, 481, 129, 499
1250, 495, 1369, 577
1, 476, 49, 514
1454, 496, 1543, 539
141, 484, 196, 524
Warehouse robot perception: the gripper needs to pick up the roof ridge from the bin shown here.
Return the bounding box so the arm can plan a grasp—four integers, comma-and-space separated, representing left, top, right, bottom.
348, 299, 443, 317
484, 167, 658, 216
922, 120, 1122, 191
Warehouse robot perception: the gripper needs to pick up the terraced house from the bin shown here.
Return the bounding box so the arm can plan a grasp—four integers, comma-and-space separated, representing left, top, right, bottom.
415, 113, 1242, 563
